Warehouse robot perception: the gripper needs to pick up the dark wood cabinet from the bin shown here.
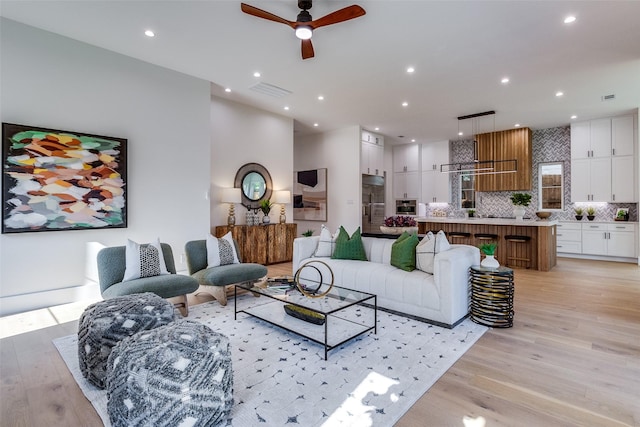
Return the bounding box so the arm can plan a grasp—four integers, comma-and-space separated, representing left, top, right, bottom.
214, 223, 297, 265
475, 127, 532, 191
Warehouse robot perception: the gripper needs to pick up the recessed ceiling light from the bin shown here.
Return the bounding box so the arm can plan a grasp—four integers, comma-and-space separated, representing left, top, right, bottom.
564, 15, 576, 24
253, 72, 261, 78
501, 77, 510, 84
555, 91, 564, 97
224, 88, 231, 93
411, 139, 416, 143
313, 123, 319, 127
406, 67, 415, 73
144, 30, 155, 37
374, 127, 379, 131
318, 95, 324, 101
284, 106, 290, 111
515, 123, 521, 127
402, 102, 408, 107
458, 132, 464, 136
571, 115, 577, 119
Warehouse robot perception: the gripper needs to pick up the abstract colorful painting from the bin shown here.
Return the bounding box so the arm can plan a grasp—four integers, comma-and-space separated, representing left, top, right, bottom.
293, 168, 327, 221
2, 123, 127, 233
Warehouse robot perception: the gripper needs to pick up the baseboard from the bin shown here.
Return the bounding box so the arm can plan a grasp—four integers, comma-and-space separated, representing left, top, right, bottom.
0, 281, 102, 317
558, 253, 637, 264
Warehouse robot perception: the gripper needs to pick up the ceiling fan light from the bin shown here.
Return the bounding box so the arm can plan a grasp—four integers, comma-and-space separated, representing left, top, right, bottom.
295, 26, 313, 40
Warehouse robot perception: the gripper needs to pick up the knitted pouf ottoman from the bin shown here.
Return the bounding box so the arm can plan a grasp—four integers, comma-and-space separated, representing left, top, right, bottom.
106, 320, 233, 427
78, 292, 176, 389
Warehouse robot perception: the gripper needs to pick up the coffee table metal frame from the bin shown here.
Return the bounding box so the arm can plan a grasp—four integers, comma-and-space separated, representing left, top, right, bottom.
234, 282, 377, 360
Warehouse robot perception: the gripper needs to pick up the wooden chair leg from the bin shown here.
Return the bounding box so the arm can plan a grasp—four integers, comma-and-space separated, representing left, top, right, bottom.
171, 294, 189, 317
196, 284, 228, 306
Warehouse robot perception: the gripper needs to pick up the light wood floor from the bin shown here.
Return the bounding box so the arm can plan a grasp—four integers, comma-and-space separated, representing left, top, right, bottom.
1, 258, 638, 426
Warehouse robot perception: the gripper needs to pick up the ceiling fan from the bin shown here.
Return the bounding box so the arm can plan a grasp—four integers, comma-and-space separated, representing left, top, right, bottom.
240, 0, 366, 60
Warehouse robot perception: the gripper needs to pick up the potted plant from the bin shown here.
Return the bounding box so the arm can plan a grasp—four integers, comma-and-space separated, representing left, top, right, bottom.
586, 206, 596, 221
574, 207, 584, 220
467, 209, 475, 218
259, 199, 273, 223
381, 216, 418, 234
302, 229, 314, 237
479, 242, 499, 268
510, 193, 531, 220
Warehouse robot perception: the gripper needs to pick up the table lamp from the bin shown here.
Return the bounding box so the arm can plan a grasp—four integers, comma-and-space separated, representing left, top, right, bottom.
221, 188, 242, 227
273, 190, 291, 224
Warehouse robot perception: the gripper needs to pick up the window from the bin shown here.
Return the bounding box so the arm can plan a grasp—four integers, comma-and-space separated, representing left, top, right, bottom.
539, 162, 563, 210
460, 172, 475, 209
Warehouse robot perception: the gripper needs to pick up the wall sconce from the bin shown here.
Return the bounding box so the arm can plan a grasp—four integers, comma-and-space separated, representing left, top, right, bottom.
221, 188, 242, 227
272, 190, 291, 224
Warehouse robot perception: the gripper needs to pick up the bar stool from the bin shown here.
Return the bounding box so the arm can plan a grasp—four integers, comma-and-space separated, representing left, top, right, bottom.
474, 233, 498, 241
504, 235, 532, 268
448, 231, 471, 244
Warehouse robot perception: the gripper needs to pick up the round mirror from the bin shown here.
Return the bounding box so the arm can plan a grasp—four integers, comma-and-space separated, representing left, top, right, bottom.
242, 172, 266, 201
234, 163, 272, 211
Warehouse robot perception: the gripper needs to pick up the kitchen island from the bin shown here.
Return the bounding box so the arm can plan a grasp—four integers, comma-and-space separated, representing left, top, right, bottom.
417, 217, 557, 271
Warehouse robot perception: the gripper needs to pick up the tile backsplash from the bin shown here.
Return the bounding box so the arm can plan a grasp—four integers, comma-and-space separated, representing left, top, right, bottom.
432, 126, 637, 221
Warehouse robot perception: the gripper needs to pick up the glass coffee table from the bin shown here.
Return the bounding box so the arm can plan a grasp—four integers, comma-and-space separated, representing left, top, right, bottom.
234, 281, 376, 360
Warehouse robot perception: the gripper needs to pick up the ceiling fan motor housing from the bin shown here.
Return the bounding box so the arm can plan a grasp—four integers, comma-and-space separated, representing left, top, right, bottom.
298, 0, 312, 11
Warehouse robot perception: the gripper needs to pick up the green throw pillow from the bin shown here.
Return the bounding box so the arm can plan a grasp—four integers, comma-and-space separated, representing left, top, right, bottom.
391, 232, 419, 272
331, 226, 367, 261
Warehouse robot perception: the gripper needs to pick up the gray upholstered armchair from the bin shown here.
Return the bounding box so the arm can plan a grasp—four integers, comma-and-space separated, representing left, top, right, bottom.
97, 243, 199, 316
185, 239, 268, 306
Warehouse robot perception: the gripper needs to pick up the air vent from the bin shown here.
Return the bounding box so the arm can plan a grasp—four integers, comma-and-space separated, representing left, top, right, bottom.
601, 94, 616, 101
249, 82, 292, 98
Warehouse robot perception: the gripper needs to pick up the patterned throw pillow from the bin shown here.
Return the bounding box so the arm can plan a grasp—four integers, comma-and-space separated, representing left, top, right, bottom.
416, 230, 451, 274
331, 226, 367, 261
314, 224, 338, 257
390, 231, 419, 272
206, 232, 240, 267
123, 238, 170, 282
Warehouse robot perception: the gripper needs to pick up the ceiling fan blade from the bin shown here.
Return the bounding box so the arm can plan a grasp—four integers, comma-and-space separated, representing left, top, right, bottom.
301, 39, 315, 59
240, 3, 296, 29
310, 5, 366, 29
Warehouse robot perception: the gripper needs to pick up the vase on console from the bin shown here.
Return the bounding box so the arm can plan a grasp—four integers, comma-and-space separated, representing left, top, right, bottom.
481, 255, 500, 269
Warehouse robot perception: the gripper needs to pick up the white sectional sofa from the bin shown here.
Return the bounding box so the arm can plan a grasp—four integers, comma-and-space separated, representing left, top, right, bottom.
293, 235, 480, 328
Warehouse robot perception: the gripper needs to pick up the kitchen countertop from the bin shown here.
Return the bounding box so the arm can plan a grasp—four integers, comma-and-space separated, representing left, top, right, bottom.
416, 217, 558, 227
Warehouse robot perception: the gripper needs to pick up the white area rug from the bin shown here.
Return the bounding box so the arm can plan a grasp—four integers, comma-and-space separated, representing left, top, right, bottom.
54, 295, 486, 426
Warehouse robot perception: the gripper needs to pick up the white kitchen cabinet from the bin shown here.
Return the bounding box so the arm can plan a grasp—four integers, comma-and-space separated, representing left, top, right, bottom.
421, 171, 449, 203
362, 130, 384, 146
421, 140, 449, 172
556, 222, 581, 253
581, 222, 636, 257
611, 115, 635, 157
393, 144, 420, 173
571, 157, 611, 202
571, 119, 611, 159
611, 156, 636, 202
393, 171, 420, 199
361, 141, 384, 176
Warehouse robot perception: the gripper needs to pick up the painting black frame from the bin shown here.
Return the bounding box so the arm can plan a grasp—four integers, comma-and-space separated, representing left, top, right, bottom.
2, 123, 127, 234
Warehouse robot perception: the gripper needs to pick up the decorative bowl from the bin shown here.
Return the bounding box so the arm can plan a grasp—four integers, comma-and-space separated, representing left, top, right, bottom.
380, 226, 418, 235
535, 211, 551, 220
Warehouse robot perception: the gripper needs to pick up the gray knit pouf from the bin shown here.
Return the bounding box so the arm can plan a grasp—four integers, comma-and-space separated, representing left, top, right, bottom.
77, 292, 176, 389
106, 320, 233, 427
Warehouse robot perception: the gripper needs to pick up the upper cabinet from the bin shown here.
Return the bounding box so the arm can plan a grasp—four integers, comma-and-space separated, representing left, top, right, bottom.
421, 140, 450, 203
571, 114, 637, 202
475, 127, 532, 192
393, 143, 420, 172
361, 130, 384, 177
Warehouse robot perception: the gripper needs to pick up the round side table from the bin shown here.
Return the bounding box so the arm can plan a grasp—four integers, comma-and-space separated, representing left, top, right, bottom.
469, 265, 514, 328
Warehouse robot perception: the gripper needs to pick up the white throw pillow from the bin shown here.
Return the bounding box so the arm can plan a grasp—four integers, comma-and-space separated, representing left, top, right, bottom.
123, 238, 170, 281
207, 232, 240, 267
416, 230, 451, 274
314, 225, 338, 257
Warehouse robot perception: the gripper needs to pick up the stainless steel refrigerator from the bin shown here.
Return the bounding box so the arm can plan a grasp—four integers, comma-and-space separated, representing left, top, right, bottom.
362, 174, 385, 234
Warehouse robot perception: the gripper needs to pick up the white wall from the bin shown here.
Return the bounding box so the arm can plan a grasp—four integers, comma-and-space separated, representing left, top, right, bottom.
0, 19, 211, 315
210, 97, 293, 228
294, 126, 361, 235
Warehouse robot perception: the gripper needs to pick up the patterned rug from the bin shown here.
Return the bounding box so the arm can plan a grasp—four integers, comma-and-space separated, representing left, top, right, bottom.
54, 294, 487, 426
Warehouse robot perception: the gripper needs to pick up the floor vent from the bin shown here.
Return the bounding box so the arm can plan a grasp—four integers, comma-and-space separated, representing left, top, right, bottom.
250, 82, 292, 98
601, 94, 616, 101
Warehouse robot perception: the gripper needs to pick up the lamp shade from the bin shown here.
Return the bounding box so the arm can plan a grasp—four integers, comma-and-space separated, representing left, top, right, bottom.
221, 187, 241, 203
273, 190, 291, 204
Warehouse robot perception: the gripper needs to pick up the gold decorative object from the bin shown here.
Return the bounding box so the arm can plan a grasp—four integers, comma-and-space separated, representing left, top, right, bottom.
293, 260, 334, 298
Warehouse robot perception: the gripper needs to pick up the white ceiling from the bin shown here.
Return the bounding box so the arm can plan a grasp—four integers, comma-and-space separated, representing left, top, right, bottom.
2, 0, 640, 144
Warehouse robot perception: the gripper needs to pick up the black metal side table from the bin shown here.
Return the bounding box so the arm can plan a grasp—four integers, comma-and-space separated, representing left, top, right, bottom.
469, 265, 514, 328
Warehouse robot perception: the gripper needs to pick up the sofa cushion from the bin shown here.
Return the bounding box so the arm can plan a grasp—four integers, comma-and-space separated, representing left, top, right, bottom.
332, 226, 367, 261
192, 263, 267, 287
123, 238, 170, 282
390, 232, 419, 272
314, 225, 337, 257
207, 232, 240, 267
416, 230, 451, 274
102, 274, 199, 299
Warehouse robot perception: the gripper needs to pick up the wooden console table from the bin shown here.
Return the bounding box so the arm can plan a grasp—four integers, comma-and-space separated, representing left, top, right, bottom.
214, 223, 297, 265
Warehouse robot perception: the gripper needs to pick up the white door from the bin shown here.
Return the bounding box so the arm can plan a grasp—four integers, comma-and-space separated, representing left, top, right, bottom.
611, 156, 636, 202
571, 159, 591, 202
581, 227, 607, 255
611, 115, 634, 157
589, 118, 612, 158
571, 121, 591, 159
589, 157, 611, 202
